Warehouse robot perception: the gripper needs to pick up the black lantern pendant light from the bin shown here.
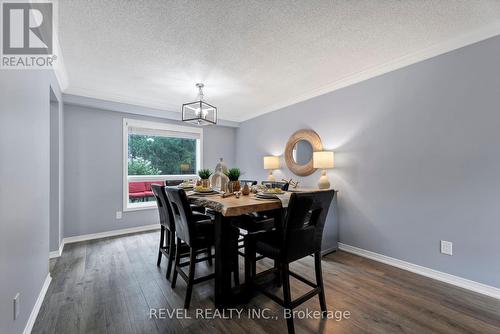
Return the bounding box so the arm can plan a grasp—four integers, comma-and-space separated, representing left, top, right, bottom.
182, 83, 217, 125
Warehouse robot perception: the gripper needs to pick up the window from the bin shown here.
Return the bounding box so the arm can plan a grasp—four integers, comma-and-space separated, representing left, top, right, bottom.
123, 119, 202, 210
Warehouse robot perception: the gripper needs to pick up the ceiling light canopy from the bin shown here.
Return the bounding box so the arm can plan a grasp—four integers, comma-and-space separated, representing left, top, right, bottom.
182, 83, 217, 126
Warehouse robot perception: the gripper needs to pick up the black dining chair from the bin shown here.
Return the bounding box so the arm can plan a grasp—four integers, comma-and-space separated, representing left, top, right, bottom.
245, 190, 335, 334
233, 180, 288, 242
232, 181, 286, 264
165, 187, 240, 309
240, 179, 258, 186
152, 185, 210, 280
232, 214, 276, 258
261, 181, 289, 191
165, 180, 183, 186
151, 184, 172, 271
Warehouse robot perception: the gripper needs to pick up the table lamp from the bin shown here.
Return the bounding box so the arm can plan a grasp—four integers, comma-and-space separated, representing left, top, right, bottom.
263, 156, 280, 181
313, 151, 334, 189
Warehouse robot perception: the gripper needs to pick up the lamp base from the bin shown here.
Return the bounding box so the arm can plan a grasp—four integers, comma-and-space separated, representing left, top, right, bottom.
267, 170, 276, 182
317, 169, 330, 189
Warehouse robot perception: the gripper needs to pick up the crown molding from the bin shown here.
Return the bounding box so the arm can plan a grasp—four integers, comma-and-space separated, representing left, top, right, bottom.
64, 86, 179, 113
242, 21, 500, 122
52, 0, 69, 91
52, 36, 68, 90
62, 92, 240, 128
53, 61, 68, 91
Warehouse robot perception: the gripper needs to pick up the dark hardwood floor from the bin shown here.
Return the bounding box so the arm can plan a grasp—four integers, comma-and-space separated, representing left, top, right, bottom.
32, 231, 500, 334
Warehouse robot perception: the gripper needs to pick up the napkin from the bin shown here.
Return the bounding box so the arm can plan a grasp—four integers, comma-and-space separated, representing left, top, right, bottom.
275, 192, 292, 208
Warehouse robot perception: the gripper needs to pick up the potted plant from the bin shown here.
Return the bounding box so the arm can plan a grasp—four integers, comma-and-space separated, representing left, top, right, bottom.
198, 169, 213, 188
225, 168, 241, 192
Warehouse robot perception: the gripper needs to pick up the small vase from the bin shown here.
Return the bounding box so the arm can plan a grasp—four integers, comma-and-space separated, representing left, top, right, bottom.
242, 183, 250, 195
234, 180, 241, 192
201, 179, 210, 188
228, 180, 241, 193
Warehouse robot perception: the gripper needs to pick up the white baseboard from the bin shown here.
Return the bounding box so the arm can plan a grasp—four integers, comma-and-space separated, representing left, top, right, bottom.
338, 243, 500, 300
48, 241, 64, 259
47, 225, 160, 260
63, 224, 160, 245
321, 245, 338, 256
23, 274, 52, 334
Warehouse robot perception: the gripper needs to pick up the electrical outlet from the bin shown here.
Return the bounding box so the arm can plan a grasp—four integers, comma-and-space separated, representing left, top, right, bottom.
116, 211, 122, 219
13, 293, 20, 320
441, 240, 453, 256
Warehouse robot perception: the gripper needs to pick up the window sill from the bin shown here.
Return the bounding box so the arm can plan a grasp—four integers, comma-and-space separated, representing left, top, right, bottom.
124, 203, 158, 212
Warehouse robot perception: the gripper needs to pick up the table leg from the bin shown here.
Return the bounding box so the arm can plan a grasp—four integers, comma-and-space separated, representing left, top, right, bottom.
214, 211, 232, 308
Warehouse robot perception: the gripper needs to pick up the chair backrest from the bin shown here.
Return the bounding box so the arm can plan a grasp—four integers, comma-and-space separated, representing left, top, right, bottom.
281, 190, 334, 262
146, 181, 165, 190
151, 184, 175, 231
165, 187, 195, 245
240, 180, 257, 186
261, 181, 289, 191
165, 180, 184, 186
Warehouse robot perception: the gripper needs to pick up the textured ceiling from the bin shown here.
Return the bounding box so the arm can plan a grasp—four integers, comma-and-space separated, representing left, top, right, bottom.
59, 0, 500, 122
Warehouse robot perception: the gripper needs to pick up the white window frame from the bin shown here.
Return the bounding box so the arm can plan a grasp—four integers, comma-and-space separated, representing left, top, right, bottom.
123, 118, 203, 211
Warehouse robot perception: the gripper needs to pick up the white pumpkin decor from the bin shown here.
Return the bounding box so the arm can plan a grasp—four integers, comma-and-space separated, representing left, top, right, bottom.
209, 158, 229, 192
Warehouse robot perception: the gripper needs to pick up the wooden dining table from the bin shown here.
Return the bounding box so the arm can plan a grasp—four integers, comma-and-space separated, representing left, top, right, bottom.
187, 191, 283, 307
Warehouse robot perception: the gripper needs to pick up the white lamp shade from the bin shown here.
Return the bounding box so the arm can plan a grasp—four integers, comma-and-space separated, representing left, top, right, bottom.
313, 151, 334, 169
263, 156, 280, 170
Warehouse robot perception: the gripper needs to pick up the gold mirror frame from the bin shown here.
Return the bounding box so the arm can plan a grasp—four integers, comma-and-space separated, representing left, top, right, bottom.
284, 129, 323, 176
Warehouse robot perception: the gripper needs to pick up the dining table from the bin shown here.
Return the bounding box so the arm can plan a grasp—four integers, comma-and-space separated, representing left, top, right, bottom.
187, 191, 284, 307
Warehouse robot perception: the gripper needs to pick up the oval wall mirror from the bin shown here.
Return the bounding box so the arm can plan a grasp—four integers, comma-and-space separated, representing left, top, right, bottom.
292, 140, 313, 165
285, 129, 323, 176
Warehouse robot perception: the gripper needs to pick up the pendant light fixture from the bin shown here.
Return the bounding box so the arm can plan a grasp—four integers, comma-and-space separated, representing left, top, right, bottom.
182, 83, 217, 125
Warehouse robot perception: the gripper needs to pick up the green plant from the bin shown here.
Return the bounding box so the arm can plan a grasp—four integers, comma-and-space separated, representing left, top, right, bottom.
225, 168, 241, 181
198, 169, 213, 179
128, 157, 161, 175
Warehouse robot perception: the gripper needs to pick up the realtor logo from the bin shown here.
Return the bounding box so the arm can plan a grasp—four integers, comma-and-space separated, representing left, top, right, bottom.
1, 1, 56, 68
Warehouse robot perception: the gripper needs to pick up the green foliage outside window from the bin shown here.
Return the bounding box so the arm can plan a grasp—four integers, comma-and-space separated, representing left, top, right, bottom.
128, 157, 161, 175
128, 134, 197, 175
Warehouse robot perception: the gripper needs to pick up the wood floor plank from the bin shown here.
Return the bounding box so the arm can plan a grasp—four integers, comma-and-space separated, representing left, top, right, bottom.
32, 231, 500, 334
103, 291, 134, 334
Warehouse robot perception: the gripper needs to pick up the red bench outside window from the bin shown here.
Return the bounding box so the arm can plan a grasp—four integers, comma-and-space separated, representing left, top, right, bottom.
128, 181, 165, 202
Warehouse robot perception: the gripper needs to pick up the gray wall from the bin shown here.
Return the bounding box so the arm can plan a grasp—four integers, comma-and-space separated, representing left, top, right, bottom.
49, 90, 64, 252
0, 70, 62, 334
63, 104, 236, 237
236, 36, 500, 288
